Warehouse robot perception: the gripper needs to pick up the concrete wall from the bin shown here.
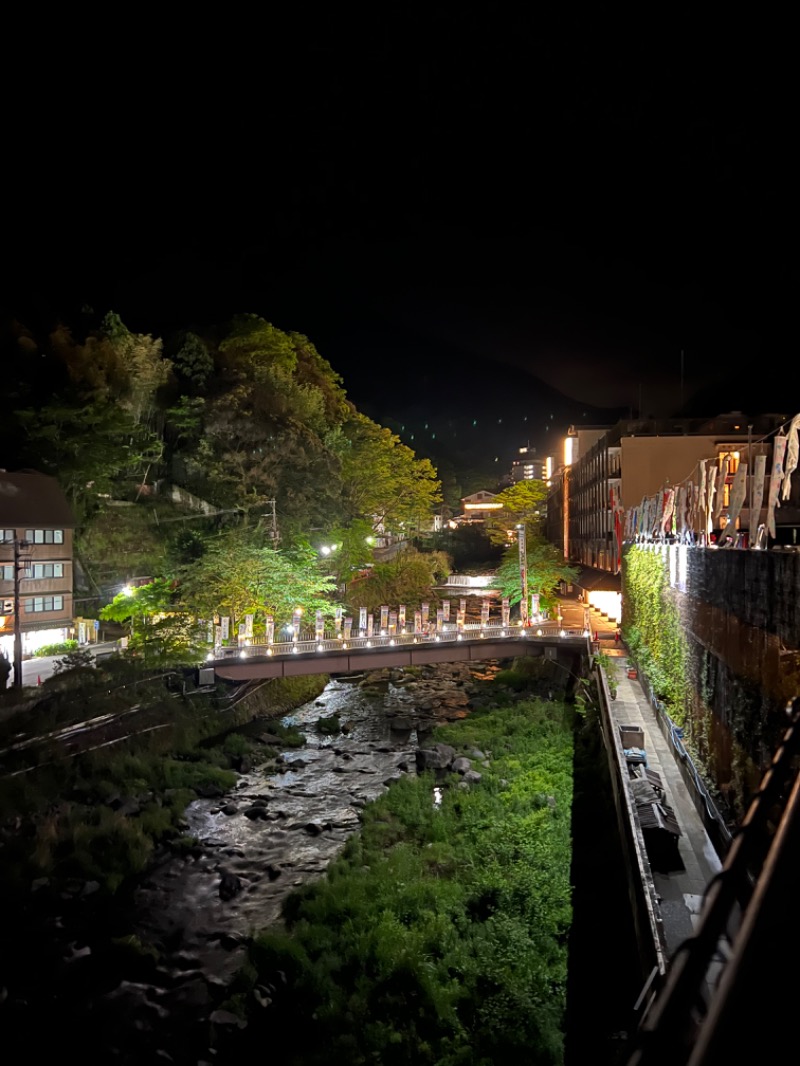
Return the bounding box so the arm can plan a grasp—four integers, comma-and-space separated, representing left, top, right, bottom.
627, 544, 800, 819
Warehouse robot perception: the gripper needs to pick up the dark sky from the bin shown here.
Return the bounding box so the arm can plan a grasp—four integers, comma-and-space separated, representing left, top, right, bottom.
4, 14, 796, 459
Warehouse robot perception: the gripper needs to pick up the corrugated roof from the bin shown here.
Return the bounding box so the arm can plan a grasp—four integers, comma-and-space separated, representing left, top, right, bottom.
0, 471, 75, 528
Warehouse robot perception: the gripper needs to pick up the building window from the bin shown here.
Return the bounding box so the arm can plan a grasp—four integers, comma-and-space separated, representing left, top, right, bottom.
1, 565, 13, 581
24, 529, 64, 545
1, 530, 14, 543
23, 596, 64, 613
22, 562, 65, 579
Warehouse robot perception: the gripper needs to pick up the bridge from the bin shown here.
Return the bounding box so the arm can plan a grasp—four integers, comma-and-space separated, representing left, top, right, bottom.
205, 623, 592, 682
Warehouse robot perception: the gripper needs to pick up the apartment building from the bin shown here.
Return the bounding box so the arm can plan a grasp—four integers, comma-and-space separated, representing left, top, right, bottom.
544, 412, 796, 616
0, 470, 75, 658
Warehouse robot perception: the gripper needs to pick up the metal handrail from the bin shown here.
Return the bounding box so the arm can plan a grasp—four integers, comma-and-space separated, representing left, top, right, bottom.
207, 621, 585, 661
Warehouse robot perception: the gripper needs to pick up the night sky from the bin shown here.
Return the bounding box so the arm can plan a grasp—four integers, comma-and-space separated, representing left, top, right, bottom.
4, 14, 796, 460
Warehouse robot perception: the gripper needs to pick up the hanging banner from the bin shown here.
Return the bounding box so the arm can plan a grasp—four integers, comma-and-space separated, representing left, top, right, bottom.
359, 607, 367, 634
517, 525, 528, 625
367, 613, 374, 637
442, 599, 450, 622
265, 615, 275, 644
421, 602, 430, 627
315, 610, 324, 640
334, 606, 343, 634
344, 616, 352, 639
781, 413, 800, 501
292, 607, 303, 640
531, 593, 540, 620
749, 454, 767, 533
215, 625, 222, 646
481, 600, 490, 627
436, 607, 444, 632
245, 614, 253, 638
238, 622, 246, 645
460, 597, 466, 618
713, 458, 729, 528
414, 609, 422, 633
207, 621, 214, 643
221, 616, 230, 641
719, 462, 748, 546
398, 605, 406, 630
501, 597, 510, 627
767, 435, 788, 538
380, 605, 389, 632
388, 610, 397, 634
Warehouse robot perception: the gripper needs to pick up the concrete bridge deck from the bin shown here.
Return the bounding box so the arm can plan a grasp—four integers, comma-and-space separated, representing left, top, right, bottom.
206, 623, 591, 681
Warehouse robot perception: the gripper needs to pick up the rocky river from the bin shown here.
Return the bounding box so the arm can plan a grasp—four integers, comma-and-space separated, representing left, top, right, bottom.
83, 661, 498, 1063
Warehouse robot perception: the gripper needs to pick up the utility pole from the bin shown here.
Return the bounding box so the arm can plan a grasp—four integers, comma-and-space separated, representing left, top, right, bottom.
12, 537, 30, 688
265, 499, 280, 548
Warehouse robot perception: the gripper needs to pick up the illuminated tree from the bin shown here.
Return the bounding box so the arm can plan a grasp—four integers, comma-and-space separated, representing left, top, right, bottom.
340, 413, 442, 538
490, 536, 578, 614
484, 479, 548, 546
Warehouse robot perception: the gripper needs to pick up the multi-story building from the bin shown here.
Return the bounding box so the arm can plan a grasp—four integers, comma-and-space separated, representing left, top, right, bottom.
544, 412, 796, 619
510, 444, 546, 483
0, 470, 75, 660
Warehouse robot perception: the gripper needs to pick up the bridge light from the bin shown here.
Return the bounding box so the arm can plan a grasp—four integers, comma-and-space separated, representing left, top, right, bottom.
342, 642, 348, 649
537, 628, 543, 636
366, 640, 372, 648
292, 646, 298, 654
206, 653, 214, 661
560, 629, 567, 638
480, 630, 485, 638
412, 637, 418, 644
317, 643, 323, 652
457, 634, 463, 641
389, 639, 395, 646
239, 651, 247, 659
267, 648, 273, 656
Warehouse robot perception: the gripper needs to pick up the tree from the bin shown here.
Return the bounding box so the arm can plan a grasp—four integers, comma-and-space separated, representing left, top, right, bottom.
484, 480, 548, 547
490, 536, 578, 615
345, 548, 450, 614
175, 532, 337, 640
340, 413, 442, 538
100, 578, 203, 665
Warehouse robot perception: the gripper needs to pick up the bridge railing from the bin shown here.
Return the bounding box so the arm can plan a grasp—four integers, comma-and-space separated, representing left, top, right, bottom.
208, 621, 588, 661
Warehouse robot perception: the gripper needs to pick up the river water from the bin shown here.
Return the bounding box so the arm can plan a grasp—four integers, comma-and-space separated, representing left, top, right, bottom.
131, 669, 468, 988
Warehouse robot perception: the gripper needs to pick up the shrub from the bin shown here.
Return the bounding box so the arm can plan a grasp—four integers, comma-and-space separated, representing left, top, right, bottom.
34, 640, 78, 658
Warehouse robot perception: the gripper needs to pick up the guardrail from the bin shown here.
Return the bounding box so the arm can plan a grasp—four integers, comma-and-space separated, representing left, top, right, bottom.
207, 621, 588, 662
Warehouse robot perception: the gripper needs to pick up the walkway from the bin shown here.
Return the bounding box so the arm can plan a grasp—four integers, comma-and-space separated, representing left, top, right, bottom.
563, 596, 727, 1007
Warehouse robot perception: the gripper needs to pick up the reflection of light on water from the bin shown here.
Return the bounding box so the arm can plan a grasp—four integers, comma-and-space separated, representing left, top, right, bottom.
433, 787, 443, 808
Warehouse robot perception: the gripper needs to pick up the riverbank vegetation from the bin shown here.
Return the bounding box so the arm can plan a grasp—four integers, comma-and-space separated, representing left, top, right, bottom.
230, 695, 574, 1066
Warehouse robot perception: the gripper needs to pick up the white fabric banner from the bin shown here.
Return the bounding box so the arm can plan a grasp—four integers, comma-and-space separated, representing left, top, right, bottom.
767, 435, 788, 538
750, 454, 767, 532
781, 414, 800, 500
719, 462, 747, 546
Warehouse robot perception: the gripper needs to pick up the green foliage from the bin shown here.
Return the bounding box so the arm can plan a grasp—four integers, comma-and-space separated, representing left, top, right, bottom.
244, 701, 572, 1064
490, 536, 579, 614
176, 533, 337, 639
34, 640, 78, 657
345, 547, 449, 614
622, 546, 689, 726
340, 411, 443, 538
484, 479, 548, 546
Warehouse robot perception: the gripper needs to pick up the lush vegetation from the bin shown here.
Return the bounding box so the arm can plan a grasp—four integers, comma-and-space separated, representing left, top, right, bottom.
232, 696, 574, 1066
621, 545, 689, 726
490, 536, 579, 618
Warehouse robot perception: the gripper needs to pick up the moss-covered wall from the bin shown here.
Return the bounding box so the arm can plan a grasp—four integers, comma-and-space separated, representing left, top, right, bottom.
622, 544, 800, 821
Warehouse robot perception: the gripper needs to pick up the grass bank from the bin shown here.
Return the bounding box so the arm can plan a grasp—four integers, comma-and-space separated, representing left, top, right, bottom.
228, 695, 574, 1066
